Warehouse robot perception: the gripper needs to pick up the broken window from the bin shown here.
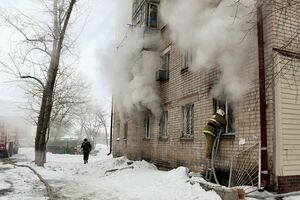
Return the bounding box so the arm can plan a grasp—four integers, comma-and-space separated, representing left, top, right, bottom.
159, 110, 168, 137
182, 104, 194, 137
213, 98, 235, 135
144, 114, 150, 139
182, 50, 193, 69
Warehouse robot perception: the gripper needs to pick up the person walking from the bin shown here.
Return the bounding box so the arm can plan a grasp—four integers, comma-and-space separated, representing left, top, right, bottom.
81, 138, 92, 164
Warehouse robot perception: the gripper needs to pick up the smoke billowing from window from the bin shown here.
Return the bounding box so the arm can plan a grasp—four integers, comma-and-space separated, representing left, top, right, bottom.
160, 0, 257, 101
99, 0, 161, 117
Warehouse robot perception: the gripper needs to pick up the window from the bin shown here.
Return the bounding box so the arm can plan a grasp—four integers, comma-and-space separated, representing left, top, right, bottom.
124, 122, 128, 139
144, 115, 150, 139
147, 3, 158, 28
132, 1, 158, 28
116, 122, 120, 140
182, 50, 193, 69
213, 98, 235, 135
182, 104, 194, 137
161, 51, 170, 71
159, 111, 168, 137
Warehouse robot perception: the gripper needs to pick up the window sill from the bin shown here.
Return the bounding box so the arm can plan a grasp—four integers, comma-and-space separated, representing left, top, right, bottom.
143, 138, 150, 141
158, 136, 168, 141
181, 67, 188, 74
123, 138, 127, 141
180, 136, 194, 141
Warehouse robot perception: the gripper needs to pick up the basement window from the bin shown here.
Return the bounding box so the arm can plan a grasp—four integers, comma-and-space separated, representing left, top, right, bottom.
182, 104, 194, 137
159, 110, 168, 138
213, 98, 235, 136
144, 114, 150, 139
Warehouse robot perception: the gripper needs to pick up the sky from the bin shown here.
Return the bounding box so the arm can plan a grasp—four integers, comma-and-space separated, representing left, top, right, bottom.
0, 0, 121, 117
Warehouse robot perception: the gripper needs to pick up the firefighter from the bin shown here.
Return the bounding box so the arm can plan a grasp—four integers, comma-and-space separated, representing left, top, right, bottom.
203, 109, 226, 158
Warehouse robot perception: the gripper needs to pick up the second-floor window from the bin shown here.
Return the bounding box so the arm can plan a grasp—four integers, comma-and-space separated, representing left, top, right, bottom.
182, 104, 194, 137
213, 98, 235, 135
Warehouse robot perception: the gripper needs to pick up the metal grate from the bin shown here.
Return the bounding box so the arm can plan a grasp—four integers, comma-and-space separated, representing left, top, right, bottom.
228, 142, 261, 193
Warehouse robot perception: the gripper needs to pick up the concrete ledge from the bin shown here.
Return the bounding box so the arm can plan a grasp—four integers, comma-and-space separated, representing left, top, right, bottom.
188, 179, 240, 200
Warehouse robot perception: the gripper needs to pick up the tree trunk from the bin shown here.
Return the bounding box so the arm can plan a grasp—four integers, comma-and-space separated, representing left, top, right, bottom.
35, 0, 76, 166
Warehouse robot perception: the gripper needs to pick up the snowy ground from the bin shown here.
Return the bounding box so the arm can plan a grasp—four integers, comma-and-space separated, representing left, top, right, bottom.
0, 145, 220, 200
0, 144, 299, 200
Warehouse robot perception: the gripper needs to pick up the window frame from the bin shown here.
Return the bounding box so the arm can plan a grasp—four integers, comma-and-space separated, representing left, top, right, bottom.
124, 122, 128, 139
159, 110, 168, 138
182, 104, 194, 137
161, 51, 170, 71
213, 98, 235, 136
146, 3, 158, 28
182, 50, 193, 69
116, 122, 121, 141
144, 114, 150, 139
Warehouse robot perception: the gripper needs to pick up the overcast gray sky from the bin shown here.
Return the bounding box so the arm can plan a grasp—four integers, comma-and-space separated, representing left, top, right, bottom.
0, 0, 130, 117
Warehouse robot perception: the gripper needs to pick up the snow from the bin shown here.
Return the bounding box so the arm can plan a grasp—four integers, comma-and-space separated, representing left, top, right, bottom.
0, 144, 221, 200
285, 197, 300, 200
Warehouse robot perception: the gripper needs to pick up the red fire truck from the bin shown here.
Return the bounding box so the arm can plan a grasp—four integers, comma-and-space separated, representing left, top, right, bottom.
0, 130, 19, 158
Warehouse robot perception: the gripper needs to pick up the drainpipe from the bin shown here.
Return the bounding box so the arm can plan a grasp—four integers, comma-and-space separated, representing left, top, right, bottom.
107, 97, 113, 156
257, 6, 269, 189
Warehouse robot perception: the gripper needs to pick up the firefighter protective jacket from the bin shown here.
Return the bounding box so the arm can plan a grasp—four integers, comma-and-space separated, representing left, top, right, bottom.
203, 113, 226, 137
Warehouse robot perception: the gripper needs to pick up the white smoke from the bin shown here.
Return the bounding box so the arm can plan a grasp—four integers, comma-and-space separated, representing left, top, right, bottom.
98, 0, 161, 117
112, 28, 161, 117
160, 0, 257, 101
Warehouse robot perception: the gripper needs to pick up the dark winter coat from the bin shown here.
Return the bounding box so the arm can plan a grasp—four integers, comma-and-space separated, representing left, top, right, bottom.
81, 141, 92, 154
203, 113, 226, 137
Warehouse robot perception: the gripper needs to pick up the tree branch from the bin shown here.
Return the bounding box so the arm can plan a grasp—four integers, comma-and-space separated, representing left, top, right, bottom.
20, 75, 45, 89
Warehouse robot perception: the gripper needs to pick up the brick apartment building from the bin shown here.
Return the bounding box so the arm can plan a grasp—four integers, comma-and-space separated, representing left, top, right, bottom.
112, 0, 300, 193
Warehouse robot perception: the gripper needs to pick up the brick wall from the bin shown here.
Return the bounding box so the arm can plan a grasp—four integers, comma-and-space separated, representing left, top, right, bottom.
278, 175, 300, 193
112, 0, 300, 192
114, 23, 261, 171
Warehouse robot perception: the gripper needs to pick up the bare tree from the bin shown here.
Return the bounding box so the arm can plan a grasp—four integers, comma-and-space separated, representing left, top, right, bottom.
21, 66, 88, 143
0, 0, 77, 166
76, 104, 109, 147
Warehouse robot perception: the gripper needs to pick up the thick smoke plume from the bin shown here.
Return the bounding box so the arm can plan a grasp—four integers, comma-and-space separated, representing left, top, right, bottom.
111, 28, 161, 117
160, 0, 257, 101
99, 0, 161, 117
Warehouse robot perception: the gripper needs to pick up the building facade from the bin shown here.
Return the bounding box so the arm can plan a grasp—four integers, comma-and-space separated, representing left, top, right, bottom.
112, 0, 300, 193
